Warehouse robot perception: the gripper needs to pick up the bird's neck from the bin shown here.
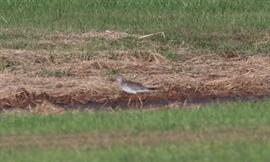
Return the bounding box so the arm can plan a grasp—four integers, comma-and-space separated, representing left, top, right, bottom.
117, 79, 123, 86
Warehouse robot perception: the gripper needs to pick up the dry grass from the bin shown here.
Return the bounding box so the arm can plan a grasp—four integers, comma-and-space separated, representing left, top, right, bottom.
1, 32, 270, 112
38, 30, 136, 47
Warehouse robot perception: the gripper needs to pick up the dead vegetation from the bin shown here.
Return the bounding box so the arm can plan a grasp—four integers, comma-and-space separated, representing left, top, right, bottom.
1, 31, 270, 112
38, 30, 135, 47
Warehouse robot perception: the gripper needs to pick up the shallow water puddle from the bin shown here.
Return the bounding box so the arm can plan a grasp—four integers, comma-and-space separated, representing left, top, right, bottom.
59, 94, 270, 110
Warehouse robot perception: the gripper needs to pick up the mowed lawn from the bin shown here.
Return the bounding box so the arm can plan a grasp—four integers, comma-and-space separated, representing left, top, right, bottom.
1, 0, 270, 53
1, 101, 270, 162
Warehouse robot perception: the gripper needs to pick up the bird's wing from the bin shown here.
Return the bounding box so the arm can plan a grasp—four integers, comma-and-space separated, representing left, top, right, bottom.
124, 80, 149, 91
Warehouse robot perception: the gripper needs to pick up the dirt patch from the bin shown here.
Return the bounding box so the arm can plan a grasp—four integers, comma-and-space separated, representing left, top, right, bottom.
1, 31, 270, 112
0, 128, 269, 149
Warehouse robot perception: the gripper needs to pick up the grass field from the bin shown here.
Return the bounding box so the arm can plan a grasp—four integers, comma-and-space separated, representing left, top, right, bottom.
1, 0, 270, 161
1, 101, 270, 161
1, 0, 270, 53
1, 101, 270, 135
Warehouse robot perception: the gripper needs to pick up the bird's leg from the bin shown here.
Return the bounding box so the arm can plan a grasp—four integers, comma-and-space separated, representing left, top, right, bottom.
127, 96, 133, 108
139, 96, 143, 108
136, 95, 143, 109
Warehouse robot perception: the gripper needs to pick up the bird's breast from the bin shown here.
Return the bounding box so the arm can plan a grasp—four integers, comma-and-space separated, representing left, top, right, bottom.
121, 85, 137, 94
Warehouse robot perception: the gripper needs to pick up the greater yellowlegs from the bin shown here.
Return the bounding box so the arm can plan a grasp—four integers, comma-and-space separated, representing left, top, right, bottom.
116, 75, 155, 108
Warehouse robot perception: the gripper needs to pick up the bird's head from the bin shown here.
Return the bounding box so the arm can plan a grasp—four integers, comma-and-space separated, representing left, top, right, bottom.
116, 75, 124, 84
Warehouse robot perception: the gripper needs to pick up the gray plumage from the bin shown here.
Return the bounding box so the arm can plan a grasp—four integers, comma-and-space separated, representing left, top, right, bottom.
116, 75, 150, 94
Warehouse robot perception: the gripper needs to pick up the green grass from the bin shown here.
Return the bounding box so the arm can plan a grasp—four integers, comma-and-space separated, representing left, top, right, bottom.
1, 0, 270, 53
1, 0, 270, 33
37, 68, 73, 77
1, 141, 270, 162
1, 101, 270, 135
1, 101, 270, 161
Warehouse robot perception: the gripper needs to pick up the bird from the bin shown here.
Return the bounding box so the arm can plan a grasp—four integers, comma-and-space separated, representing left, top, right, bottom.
116, 75, 156, 108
